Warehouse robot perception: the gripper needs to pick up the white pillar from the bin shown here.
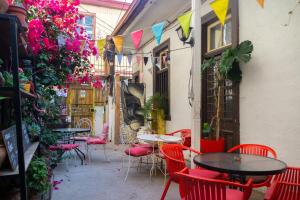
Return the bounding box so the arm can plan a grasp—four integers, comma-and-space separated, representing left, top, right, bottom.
191, 0, 202, 166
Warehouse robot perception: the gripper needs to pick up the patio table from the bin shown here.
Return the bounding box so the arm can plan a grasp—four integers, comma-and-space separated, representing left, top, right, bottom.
137, 134, 182, 178
52, 128, 90, 164
193, 152, 287, 183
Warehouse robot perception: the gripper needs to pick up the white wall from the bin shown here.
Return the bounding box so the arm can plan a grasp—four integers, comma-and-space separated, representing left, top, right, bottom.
239, 0, 300, 166
140, 22, 192, 133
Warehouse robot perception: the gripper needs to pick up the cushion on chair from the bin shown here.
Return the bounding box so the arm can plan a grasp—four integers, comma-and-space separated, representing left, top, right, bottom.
125, 147, 152, 157
226, 189, 244, 200
49, 145, 60, 151
189, 168, 221, 179
60, 144, 80, 151
87, 137, 106, 145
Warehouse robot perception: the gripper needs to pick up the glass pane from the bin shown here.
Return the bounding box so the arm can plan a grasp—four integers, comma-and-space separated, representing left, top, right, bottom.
209, 24, 222, 50
84, 16, 93, 25
223, 19, 232, 46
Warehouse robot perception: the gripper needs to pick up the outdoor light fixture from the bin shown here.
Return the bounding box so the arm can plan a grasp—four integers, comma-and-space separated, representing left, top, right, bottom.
176, 26, 194, 47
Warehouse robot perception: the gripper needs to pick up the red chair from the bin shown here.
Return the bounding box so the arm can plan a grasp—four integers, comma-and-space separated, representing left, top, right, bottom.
166, 129, 191, 147
264, 166, 300, 200
160, 144, 222, 200
176, 167, 253, 200
86, 123, 109, 162
227, 144, 277, 188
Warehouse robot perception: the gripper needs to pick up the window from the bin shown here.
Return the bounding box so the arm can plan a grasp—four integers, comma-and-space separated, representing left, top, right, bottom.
207, 16, 232, 52
78, 13, 96, 39
153, 39, 170, 120
201, 1, 239, 150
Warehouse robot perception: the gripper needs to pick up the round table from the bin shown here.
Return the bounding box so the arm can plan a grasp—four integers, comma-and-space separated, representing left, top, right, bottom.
52, 128, 90, 133
137, 134, 182, 144
193, 153, 287, 182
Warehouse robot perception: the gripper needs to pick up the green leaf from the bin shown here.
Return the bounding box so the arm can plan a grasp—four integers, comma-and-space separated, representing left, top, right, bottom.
235, 40, 253, 63
201, 58, 215, 71
219, 49, 235, 78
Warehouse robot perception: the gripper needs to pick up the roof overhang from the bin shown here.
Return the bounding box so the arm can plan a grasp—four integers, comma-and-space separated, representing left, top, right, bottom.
81, 0, 131, 10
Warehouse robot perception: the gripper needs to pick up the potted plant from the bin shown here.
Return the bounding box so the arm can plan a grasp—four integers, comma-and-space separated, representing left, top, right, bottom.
143, 93, 167, 134
7, 0, 27, 30
27, 123, 41, 142
201, 40, 253, 152
27, 157, 51, 200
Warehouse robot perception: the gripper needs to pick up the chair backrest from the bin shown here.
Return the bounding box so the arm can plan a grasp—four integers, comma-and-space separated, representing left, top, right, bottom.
168, 129, 191, 147
160, 144, 186, 181
76, 118, 92, 133
228, 144, 277, 158
176, 168, 252, 200
269, 166, 300, 200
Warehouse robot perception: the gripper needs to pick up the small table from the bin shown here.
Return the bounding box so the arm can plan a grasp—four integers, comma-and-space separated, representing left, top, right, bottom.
137, 134, 182, 178
52, 128, 90, 164
193, 153, 287, 183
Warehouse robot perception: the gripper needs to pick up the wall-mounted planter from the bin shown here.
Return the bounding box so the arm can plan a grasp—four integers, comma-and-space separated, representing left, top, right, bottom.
200, 137, 225, 153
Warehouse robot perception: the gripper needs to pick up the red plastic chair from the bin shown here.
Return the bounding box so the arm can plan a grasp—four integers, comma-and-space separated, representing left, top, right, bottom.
176, 167, 253, 200
227, 144, 277, 188
264, 166, 300, 200
166, 129, 191, 147
160, 144, 221, 200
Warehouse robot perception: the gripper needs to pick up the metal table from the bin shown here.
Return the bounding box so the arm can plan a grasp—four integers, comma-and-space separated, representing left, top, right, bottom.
52, 128, 90, 164
193, 152, 287, 183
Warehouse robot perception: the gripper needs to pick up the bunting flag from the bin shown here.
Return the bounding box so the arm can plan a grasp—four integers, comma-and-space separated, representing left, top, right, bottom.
116, 54, 123, 65
210, 0, 229, 26
136, 55, 141, 66
112, 35, 124, 53
127, 54, 133, 65
131, 29, 144, 50
256, 0, 264, 8
97, 39, 106, 57
177, 11, 193, 38
143, 57, 149, 66
152, 21, 165, 45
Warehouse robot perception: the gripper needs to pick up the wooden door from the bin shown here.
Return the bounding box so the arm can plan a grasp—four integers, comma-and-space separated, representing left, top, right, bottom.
66, 84, 95, 132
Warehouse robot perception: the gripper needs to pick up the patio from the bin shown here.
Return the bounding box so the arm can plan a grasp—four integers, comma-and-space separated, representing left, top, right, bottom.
52, 144, 264, 200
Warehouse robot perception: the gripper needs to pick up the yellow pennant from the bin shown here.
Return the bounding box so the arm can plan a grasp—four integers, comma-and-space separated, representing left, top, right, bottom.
97, 39, 106, 57
257, 0, 264, 8
177, 11, 193, 38
112, 35, 124, 53
210, 0, 229, 26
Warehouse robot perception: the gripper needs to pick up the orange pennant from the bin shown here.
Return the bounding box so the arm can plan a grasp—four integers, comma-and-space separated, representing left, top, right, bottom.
257, 0, 264, 8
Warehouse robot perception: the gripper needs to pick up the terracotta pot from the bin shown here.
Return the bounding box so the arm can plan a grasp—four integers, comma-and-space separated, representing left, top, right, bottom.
200, 138, 225, 153
0, 0, 9, 13
0, 144, 7, 169
7, 5, 28, 30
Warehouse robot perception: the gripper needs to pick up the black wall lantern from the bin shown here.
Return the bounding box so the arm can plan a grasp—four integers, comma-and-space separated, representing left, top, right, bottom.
176, 26, 194, 47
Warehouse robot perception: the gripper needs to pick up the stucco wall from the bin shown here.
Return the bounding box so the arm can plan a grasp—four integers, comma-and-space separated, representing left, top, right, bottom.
140, 23, 192, 132
239, 0, 300, 166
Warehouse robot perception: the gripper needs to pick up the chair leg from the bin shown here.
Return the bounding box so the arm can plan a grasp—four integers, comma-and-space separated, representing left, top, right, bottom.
124, 154, 131, 183
160, 178, 172, 200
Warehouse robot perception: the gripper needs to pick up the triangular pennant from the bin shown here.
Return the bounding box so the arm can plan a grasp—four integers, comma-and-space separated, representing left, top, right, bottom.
127, 54, 133, 65
112, 35, 124, 53
143, 57, 149, 66
152, 21, 165, 45
256, 0, 264, 8
116, 54, 123, 65
210, 0, 229, 26
136, 55, 141, 66
97, 39, 106, 57
177, 11, 193, 38
131, 29, 144, 50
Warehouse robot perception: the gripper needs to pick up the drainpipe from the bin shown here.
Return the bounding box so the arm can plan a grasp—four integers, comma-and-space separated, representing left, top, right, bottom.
191, 0, 201, 168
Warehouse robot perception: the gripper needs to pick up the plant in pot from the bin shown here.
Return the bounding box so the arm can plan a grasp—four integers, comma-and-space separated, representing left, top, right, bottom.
7, 0, 27, 30
201, 40, 253, 153
27, 157, 51, 200
27, 123, 41, 142
143, 93, 167, 134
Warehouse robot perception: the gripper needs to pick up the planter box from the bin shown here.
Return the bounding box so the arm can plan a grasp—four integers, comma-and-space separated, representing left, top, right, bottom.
200, 138, 225, 153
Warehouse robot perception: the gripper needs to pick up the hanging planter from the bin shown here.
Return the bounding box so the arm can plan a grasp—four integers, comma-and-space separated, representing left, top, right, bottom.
200, 137, 225, 153
7, 1, 28, 30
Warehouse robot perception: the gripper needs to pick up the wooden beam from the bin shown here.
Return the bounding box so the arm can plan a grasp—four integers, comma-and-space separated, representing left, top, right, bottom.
114, 74, 121, 144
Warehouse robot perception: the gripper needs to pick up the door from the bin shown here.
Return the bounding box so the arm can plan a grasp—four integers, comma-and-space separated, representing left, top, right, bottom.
94, 106, 104, 134
67, 84, 95, 132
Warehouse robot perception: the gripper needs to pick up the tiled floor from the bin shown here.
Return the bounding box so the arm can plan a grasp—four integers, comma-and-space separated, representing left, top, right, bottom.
52, 144, 264, 200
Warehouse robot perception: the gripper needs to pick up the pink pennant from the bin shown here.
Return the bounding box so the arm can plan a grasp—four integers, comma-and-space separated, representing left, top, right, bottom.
131, 29, 143, 50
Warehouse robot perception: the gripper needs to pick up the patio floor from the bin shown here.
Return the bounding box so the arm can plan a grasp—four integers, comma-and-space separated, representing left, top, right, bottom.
52, 144, 265, 200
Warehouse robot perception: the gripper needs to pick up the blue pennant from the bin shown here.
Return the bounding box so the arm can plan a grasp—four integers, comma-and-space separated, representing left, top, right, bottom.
117, 54, 123, 65
127, 54, 132, 65
152, 21, 165, 45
